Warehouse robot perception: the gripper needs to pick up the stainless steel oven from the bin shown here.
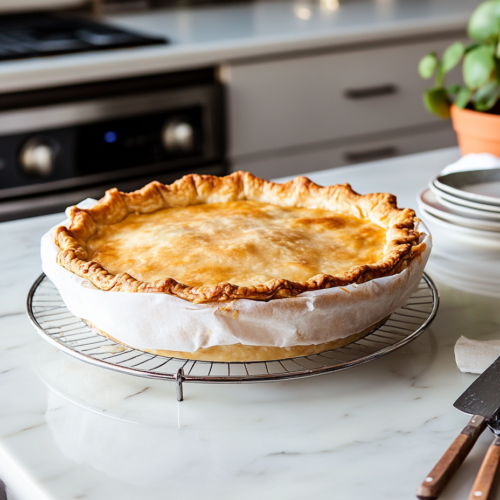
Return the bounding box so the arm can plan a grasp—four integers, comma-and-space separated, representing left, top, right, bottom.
0, 68, 226, 221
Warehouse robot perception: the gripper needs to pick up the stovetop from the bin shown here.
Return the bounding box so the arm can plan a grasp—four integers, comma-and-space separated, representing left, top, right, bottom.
0, 13, 168, 61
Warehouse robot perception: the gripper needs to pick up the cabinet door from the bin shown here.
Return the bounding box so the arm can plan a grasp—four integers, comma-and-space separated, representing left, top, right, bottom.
231, 124, 457, 179
228, 37, 464, 158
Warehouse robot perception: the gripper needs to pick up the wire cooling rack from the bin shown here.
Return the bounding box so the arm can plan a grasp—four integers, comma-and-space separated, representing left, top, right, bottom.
27, 273, 438, 401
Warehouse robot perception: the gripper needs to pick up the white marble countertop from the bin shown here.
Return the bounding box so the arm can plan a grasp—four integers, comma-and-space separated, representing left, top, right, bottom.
0, 0, 476, 93
2, 147, 500, 500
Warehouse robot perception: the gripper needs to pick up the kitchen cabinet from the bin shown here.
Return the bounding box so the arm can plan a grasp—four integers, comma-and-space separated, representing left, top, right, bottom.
228, 35, 464, 176
231, 123, 456, 179
0, 0, 475, 181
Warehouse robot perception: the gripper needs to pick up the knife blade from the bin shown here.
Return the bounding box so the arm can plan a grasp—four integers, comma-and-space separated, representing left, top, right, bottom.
417, 355, 500, 499
454, 356, 500, 419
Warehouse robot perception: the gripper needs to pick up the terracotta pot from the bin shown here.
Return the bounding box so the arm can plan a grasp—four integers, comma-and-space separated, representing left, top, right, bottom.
451, 104, 500, 156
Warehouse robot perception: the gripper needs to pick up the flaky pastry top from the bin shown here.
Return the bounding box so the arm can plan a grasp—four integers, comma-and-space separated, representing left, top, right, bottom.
54, 171, 425, 303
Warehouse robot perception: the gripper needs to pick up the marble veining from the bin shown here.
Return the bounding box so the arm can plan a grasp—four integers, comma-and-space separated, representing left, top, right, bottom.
1, 148, 500, 499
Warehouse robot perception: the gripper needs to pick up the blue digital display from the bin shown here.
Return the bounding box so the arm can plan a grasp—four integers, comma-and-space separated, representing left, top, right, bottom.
104, 131, 117, 143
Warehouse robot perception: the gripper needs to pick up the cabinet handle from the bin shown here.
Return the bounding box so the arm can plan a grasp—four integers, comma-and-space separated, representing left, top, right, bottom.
343, 146, 397, 163
344, 84, 398, 99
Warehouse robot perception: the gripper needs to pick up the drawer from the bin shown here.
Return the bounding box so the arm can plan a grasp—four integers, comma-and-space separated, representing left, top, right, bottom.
230, 124, 457, 179
228, 37, 464, 158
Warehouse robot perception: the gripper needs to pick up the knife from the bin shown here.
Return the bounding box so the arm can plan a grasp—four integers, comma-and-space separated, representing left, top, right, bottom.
417, 355, 500, 499
467, 415, 500, 500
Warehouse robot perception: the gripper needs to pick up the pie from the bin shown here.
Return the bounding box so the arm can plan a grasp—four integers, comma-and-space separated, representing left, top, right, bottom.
52, 171, 425, 362
54, 171, 424, 303
84, 317, 390, 362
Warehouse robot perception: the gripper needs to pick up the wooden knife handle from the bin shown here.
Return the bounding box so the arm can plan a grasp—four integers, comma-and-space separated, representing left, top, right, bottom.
468, 435, 500, 500
416, 415, 487, 500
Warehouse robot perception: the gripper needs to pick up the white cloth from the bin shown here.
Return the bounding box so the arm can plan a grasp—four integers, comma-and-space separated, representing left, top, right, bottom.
441, 153, 500, 175
455, 336, 500, 374
41, 200, 431, 353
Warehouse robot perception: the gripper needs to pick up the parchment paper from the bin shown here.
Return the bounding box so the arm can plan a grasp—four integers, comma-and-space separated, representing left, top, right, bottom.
41, 199, 431, 352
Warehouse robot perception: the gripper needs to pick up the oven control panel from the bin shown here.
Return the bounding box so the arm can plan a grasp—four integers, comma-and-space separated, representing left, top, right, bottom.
0, 71, 225, 201
14, 110, 200, 180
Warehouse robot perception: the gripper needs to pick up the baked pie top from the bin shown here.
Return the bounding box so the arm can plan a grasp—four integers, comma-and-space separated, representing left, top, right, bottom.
54, 171, 425, 303
87, 200, 386, 287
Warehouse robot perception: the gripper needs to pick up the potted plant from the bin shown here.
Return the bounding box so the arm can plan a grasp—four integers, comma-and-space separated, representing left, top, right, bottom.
419, 0, 500, 156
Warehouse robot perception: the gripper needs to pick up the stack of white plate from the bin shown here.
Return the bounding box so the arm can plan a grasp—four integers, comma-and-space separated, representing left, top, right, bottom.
417, 168, 500, 297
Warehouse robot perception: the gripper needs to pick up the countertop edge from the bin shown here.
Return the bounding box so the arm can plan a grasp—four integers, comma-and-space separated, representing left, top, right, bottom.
0, 14, 467, 94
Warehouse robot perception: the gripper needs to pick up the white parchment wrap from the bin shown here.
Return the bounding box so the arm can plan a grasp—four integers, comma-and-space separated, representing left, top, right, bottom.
41, 200, 431, 352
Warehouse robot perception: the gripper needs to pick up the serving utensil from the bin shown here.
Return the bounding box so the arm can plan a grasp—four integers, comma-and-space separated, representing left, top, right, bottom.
417, 356, 500, 499
468, 418, 500, 500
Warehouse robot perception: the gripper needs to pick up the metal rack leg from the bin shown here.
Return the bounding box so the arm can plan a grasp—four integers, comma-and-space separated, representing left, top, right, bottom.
176, 367, 185, 402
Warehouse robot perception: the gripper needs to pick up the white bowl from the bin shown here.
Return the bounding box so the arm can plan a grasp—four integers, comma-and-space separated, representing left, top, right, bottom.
429, 182, 500, 213
432, 168, 500, 206
418, 189, 500, 232
426, 259, 500, 298
430, 189, 500, 221
419, 208, 500, 246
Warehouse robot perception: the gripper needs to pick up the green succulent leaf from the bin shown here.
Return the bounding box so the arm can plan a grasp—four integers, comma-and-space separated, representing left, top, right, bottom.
455, 86, 472, 108
442, 42, 465, 73
473, 81, 500, 110
495, 58, 500, 81
465, 43, 481, 53
447, 83, 461, 94
468, 1, 500, 43
463, 45, 495, 89
423, 88, 451, 118
419, 53, 438, 79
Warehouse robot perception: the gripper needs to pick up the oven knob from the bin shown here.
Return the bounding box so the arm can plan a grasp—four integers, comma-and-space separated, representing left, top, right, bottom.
18, 138, 56, 177
162, 120, 194, 153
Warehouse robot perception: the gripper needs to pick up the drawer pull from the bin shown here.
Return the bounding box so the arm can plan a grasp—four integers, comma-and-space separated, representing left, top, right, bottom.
343, 146, 398, 163
344, 84, 398, 99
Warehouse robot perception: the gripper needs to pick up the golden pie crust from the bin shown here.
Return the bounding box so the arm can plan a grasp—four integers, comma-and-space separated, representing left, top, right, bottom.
54, 171, 425, 304
84, 316, 389, 362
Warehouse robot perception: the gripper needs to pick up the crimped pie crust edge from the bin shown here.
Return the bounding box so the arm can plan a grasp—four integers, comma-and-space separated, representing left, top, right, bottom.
54, 171, 426, 303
